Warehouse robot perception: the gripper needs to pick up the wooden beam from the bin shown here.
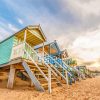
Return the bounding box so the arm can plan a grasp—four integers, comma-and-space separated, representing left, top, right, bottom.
24, 30, 27, 42
22, 61, 45, 91
30, 80, 34, 87
43, 42, 44, 62
65, 70, 69, 87
28, 30, 44, 42
48, 67, 51, 93
7, 65, 16, 89
0, 57, 22, 68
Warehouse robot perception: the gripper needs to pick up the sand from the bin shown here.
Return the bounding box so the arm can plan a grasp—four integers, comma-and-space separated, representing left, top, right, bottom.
0, 75, 100, 100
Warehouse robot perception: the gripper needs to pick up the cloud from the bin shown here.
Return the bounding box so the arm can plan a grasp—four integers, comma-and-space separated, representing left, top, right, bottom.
2, 0, 79, 42
0, 17, 19, 41
59, 0, 100, 31
0, 27, 9, 40
68, 28, 100, 66
61, 0, 100, 18
8, 23, 19, 32
0, 0, 100, 68
17, 18, 24, 25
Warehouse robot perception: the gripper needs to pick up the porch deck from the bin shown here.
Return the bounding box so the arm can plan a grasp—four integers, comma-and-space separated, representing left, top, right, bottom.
0, 57, 44, 70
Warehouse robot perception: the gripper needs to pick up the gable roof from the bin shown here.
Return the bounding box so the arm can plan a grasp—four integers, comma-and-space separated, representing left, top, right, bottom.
35, 40, 60, 51
0, 25, 47, 44
34, 40, 62, 55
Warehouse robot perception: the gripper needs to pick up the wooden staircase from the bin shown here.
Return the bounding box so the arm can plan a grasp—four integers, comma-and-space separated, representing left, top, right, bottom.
22, 61, 62, 91
18, 42, 68, 92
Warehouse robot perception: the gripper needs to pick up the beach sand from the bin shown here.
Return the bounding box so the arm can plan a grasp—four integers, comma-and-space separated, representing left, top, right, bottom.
0, 73, 100, 100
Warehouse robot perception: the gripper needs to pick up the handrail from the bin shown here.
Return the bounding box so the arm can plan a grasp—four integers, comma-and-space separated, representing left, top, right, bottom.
24, 42, 48, 81
61, 60, 82, 78
44, 51, 84, 79
63, 61, 82, 75
63, 59, 84, 75
11, 43, 24, 59
43, 51, 72, 76
62, 60, 78, 73
24, 42, 67, 81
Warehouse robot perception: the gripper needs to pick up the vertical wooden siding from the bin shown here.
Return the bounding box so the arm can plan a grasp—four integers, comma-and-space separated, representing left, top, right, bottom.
0, 36, 14, 65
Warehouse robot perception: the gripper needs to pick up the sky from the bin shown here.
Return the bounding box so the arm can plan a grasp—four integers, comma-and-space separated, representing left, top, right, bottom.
0, 0, 100, 68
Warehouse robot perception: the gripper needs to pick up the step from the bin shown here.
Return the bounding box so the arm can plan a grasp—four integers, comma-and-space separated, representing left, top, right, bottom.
38, 78, 56, 81
23, 66, 48, 72
28, 65, 48, 70
22, 61, 45, 91
42, 82, 60, 86
25, 60, 45, 67
30, 69, 48, 73
35, 73, 54, 76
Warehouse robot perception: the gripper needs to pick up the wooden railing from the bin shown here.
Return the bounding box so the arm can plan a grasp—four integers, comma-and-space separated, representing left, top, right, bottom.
10, 43, 24, 59
24, 42, 41, 63
10, 42, 68, 92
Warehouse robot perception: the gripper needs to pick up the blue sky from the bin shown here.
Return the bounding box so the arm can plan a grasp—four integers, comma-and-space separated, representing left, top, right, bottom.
0, 0, 79, 38
0, 0, 100, 68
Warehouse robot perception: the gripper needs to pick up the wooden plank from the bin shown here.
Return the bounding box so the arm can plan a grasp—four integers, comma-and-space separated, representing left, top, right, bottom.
50, 64, 67, 81
22, 61, 45, 92
11, 43, 24, 59
43, 42, 44, 61
48, 67, 51, 93
30, 80, 34, 87
24, 48, 48, 81
7, 65, 16, 89
0, 36, 14, 65
65, 70, 69, 87
24, 30, 27, 42
0, 57, 22, 68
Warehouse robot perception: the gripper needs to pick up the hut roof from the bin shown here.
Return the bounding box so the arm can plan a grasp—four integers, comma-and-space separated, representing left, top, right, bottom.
0, 25, 46, 46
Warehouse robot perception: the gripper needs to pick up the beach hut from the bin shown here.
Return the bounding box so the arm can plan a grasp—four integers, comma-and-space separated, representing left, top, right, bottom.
0, 25, 67, 93
35, 40, 68, 58
35, 40, 60, 57
0, 25, 46, 65
35, 41, 80, 84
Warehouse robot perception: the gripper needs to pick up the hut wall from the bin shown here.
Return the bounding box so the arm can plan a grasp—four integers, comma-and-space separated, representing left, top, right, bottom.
0, 36, 14, 65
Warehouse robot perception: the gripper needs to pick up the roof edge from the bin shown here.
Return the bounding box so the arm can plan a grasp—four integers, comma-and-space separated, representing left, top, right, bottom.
0, 25, 47, 44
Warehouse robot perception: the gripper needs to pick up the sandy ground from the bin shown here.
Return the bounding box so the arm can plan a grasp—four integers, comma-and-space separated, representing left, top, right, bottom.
0, 75, 100, 100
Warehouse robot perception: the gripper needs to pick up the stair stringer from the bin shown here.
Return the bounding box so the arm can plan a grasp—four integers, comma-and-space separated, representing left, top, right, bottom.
22, 61, 45, 92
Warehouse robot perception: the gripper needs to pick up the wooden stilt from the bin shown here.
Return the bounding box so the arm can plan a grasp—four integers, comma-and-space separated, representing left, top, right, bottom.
65, 70, 69, 87
42, 42, 44, 62
24, 30, 27, 42
22, 61, 45, 91
48, 67, 51, 93
30, 80, 34, 87
7, 65, 16, 89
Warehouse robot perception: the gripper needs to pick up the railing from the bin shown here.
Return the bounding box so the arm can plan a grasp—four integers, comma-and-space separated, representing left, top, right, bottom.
43, 51, 72, 77
11, 42, 41, 63
24, 42, 48, 81
43, 51, 84, 79
11, 43, 24, 59
24, 42, 67, 81
24, 43, 40, 63
11, 42, 68, 84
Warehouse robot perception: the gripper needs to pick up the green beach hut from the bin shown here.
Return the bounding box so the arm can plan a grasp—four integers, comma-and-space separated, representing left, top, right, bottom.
0, 25, 68, 92
0, 25, 46, 66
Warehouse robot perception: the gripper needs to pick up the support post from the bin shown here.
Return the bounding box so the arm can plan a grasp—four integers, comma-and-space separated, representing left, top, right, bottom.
24, 30, 27, 42
7, 65, 16, 89
48, 67, 52, 93
30, 80, 34, 87
23, 30, 27, 58
49, 44, 51, 55
65, 70, 69, 87
42, 42, 44, 61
